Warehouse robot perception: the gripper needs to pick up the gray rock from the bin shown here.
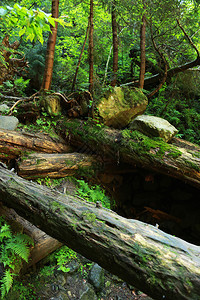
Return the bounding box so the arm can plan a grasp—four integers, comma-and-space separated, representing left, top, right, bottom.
79, 286, 97, 300
88, 263, 104, 291
97, 87, 148, 128
0, 104, 9, 113
129, 115, 178, 142
50, 291, 70, 300
67, 260, 79, 274
0, 116, 19, 130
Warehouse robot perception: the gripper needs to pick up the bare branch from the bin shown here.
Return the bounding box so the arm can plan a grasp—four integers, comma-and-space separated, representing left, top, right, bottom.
177, 19, 200, 58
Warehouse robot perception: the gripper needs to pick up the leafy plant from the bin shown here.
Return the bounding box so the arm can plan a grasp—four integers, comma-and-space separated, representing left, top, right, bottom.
0, 217, 34, 298
75, 179, 111, 209
55, 246, 77, 273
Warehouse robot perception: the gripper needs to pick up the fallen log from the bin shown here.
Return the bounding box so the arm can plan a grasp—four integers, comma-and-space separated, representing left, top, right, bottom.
0, 165, 200, 300
57, 119, 200, 189
0, 128, 71, 160
17, 152, 104, 179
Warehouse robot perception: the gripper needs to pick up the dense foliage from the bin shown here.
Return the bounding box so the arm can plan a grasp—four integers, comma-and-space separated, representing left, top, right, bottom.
0, 217, 34, 298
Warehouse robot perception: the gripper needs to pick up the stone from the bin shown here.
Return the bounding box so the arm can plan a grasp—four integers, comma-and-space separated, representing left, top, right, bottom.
97, 87, 148, 128
0, 116, 19, 130
0, 104, 9, 113
50, 291, 70, 300
88, 263, 105, 292
129, 115, 178, 142
79, 285, 97, 300
41, 95, 62, 116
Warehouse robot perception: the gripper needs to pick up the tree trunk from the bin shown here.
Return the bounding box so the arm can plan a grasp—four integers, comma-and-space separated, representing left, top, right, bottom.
41, 0, 59, 90
89, 0, 94, 95
139, 3, 146, 89
0, 165, 200, 300
57, 119, 200, 189
0, 128, 70, 160
111, 1, 118, 87
71, 18, 90, 92
17, 152, 104, 179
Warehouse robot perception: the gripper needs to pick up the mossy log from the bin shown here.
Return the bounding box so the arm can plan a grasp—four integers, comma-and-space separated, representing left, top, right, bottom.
0, 165, 200, 300
17, 152, 104, 179
57, 119, 200, 189
0, 128, 71, 160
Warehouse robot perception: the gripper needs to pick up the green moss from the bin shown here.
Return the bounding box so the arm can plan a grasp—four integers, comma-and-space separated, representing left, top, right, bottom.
81, 212, 97, 224
183, 159, 200, 172
121, 129, 182, 159
190, 151, 200, 158
51, 201, 65, 213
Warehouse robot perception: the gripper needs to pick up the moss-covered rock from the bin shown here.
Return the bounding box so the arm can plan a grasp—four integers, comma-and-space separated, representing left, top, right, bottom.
40, 94, 61, 116
129, 115, 178, 142
97, 87, 148, 128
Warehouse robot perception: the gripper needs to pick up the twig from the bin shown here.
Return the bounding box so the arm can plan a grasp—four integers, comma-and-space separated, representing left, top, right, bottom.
8, 91, 39, 115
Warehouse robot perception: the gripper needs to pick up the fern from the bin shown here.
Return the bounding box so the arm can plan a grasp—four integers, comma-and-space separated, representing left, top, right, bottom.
5, 234, 33, 263
0, 223, 12, 242
0, 218, 34, 298
0, 270, 14, 298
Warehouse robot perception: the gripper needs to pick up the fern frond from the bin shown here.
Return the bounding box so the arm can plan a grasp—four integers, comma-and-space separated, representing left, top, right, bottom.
0, 269, 14, 298
0, 223, 12, 242
5, 242, 29, 263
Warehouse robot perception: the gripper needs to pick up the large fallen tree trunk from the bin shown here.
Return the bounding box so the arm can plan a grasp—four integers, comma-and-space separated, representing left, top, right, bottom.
57, 119, 200, 189
17, 152, 104, 179
0, 128, 71, 160
0, 165, 200, 300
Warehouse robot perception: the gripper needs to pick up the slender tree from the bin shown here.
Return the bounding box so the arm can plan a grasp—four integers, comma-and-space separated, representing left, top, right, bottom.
41, 0, 59, 90
71, 18, 90, 92
139, 0, 146, 89
111, 0, 118, 87
89, 0, 94, 95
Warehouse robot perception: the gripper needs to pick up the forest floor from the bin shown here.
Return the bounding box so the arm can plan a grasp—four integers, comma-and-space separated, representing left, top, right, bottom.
6, 250, 153, 300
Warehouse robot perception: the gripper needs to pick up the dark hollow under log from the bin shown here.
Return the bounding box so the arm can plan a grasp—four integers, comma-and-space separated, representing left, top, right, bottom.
57, 119, 200, 189
0, 166, 200, 300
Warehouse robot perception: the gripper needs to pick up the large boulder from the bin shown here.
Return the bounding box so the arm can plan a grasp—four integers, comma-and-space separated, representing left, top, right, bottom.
97, 87, 148, 128
0, 116, 19, 130
129, 115, 178, 142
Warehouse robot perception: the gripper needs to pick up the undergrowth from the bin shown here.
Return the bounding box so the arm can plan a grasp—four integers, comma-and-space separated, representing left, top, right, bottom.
0, 217, 34, 298
146, 84, 200, 145
75, 179, 112, 209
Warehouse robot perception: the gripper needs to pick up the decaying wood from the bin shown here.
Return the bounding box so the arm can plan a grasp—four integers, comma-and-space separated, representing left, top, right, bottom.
0, 128, 71, 160
0, 203, 62, 268
57, 119, 200, 189
0, 166, 200, 300
17, 152, 104, 179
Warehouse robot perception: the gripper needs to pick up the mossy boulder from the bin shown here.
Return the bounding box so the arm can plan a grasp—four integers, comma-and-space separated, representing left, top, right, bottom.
129, 115, 178, 142
41, 94, 61, 116
97, 87, 148, 128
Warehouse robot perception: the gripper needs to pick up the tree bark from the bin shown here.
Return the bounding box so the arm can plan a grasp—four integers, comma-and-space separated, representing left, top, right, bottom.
111, 1, 118, 87
139, 3, 146, 89
0, 165, 200, 300
17, 152, 104, 179
0, 128, 71, 160
57, 119, 200, 189
89, 0, 94, 95
41, 0, 59, 90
